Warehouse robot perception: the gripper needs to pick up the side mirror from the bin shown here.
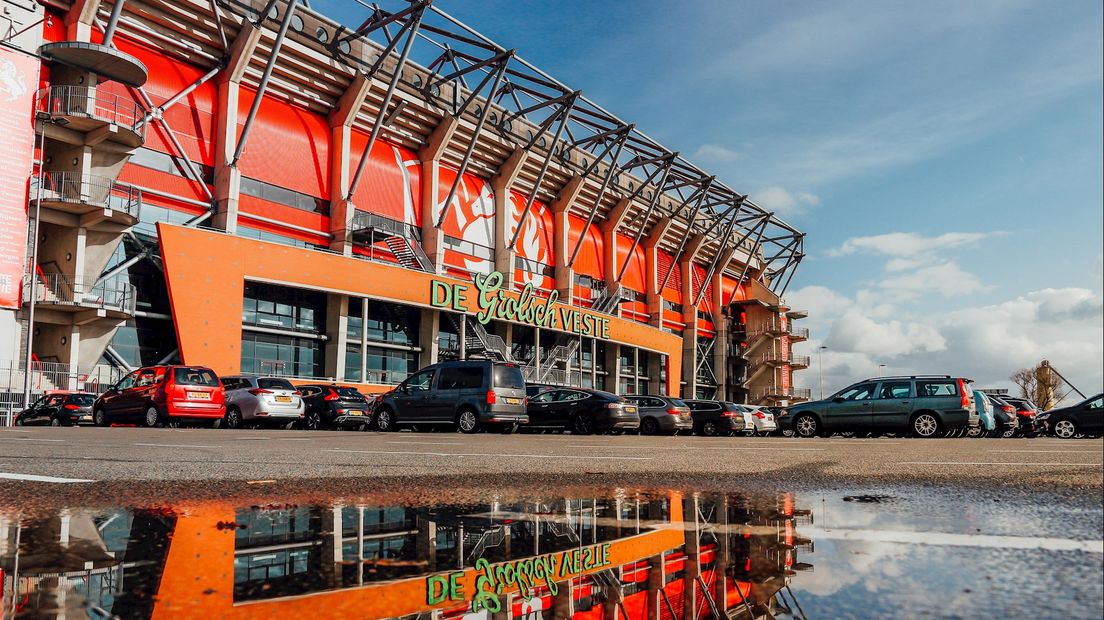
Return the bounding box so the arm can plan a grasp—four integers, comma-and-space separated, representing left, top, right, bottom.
833, 396, 845, 403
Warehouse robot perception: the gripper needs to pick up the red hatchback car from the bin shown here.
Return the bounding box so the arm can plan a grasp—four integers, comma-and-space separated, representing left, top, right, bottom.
94, 365, 225, 427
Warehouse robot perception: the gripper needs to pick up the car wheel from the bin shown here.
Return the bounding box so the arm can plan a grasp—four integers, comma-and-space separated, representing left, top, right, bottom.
572, 415, 594, 436
1052, 419, 1078, 439
50, 417, 62, 427
793, 414, 819, 438
223, 407, 243, 430
143, 406, 162, 429
457, 409, 481, 434
966, 425, 984, 438
781, 429, 795, 438
911, 413, 941, 438
701, 421, 718, 437
305, 410, 323, 431
640, 417, 660, 436
93, 408, 107, 427
1001, 426, 1016, 438
375, 409, 396, 432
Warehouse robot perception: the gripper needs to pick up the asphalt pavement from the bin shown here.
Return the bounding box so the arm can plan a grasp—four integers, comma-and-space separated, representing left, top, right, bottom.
1, 425, 1100, 507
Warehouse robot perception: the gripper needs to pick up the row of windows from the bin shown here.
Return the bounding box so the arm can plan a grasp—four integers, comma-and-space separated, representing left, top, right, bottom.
240, 176, 329, 215
242, 283, 326, 333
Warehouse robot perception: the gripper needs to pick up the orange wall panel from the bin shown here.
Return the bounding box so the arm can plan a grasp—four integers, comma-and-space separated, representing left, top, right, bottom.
236, 86, 330, 200
349, 135, 421, 226
567, 214, 604, 280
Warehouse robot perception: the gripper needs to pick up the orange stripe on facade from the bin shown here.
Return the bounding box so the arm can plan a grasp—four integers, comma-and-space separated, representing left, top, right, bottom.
157, 224, 684, 395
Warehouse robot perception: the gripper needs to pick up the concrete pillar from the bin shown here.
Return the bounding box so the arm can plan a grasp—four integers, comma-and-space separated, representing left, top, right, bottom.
212, 24, 262, 233
644, 218, 676, 330
683, 497, 702, 620
646, 554, 665, 620
604, 342, 621, 393
601, 198, 633, 317
492, 148, 527, 286
419, 308, 439, 368
681, 258, 699, 400
551, 176, 586, 305
326, 294, 349, 380
328, 73, 372, 256
416, 516, 437, 572
711, 269, 729, 400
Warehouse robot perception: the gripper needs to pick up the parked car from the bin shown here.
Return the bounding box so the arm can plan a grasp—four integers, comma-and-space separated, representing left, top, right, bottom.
94, 365, 225, 427
15, 391, 95, 426
1001, 396, 1040, 437
987, 394, 1020, 438
683, 400, 749, 436
373, 360, 528, 433
1039, 392, 1103, 438
968, 390, 996, 438
741, 405, 779, 436
525, 388, 639, 434
786, 375, 977, 438
296, 384, 372, 430
622, 395, 694, 435
219, 376, 305, 429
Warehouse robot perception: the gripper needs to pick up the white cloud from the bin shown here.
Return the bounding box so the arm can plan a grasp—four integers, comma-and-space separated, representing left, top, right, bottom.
692, 144, 739, 162
876, 262, 990, 301
753, 186, 820, 217
828, 232, 1000, 259
826, 308, 946, 357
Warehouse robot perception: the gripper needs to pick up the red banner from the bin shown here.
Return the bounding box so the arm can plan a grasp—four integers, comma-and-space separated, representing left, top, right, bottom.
0, 46, 38, 309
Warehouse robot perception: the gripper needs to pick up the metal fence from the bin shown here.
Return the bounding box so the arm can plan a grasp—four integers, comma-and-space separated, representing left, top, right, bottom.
22, 273, 137, 315
36, 85, 145, 139
0, 360, 123, 425
29, 171, 142, 219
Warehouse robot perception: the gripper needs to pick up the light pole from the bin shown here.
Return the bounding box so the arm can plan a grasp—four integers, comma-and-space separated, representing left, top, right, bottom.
818, 345, 827, 400
879, 364, 886, 377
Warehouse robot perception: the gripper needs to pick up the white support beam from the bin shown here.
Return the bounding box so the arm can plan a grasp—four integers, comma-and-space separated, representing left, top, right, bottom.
492, 147, 528, 285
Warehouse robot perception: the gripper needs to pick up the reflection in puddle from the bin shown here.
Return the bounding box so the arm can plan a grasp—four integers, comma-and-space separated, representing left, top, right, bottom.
0, 492, 809, 619
2, 490, 1101, 618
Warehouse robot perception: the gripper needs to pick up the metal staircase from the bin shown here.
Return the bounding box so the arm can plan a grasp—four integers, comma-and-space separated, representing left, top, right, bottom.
524, 337, 582, 384
589, 283, 628, 315
445, 314, 513, 362
383, 235, 434, 272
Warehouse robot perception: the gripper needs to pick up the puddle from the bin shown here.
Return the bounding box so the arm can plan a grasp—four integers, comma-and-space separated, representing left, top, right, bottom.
0, 489, 1100, 619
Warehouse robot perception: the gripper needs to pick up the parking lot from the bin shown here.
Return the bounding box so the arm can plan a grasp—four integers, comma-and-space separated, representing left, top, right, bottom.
1, 426, 1100, 502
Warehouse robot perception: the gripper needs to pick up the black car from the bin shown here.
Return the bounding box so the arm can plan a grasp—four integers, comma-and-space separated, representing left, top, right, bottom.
683, 400, 749, 436
373, 360, 528, 433
1039, 393, 1103, 438
525, 388, 639, 434
296, 384, 372, 430
1001, 396, 1040, 436
987, 394, 1020, 438
15, 392, 96, 426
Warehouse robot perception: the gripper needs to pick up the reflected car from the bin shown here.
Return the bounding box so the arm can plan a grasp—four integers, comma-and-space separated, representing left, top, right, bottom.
373, 360, 528, 433
525, 388, 639, 434
1038, 392, 1103, 438
219, 376, 305, 429
622, 395, 694, 435
683, 400, 749, 436
15, 391, 96, 426
94, 365, 225, 427
297, 384, 372, 430
786, 375, 977, 438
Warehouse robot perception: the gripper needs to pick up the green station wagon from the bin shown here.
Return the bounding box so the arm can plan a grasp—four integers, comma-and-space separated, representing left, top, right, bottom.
785, 375, 978, 438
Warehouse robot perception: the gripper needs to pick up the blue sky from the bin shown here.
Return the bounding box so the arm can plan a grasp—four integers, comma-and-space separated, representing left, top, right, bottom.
319, 0, 1103, 397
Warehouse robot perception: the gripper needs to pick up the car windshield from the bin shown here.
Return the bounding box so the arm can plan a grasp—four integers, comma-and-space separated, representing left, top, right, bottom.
493, 364, 525, 389
68, 394, 95, 406
173, 368, 218, 386
258, 378, 296, 390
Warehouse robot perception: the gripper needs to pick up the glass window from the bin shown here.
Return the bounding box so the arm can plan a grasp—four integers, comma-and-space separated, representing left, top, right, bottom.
838, 382, 877, 400
241, 332, 323, 378
493, 364, 525, 389
345, 345, 362, 382
916, 380, 956, 397
366, 302, 419, 345
173, 367, 218, 386
530, 390, 556, 404
257, 378, 295, 390
115, 370, 139, 390
879, 381, 912, 399
562, 390, 589, 402
67, 394, 95, 406
364, 346, 416, 384
241, 175, 328, 216
439, 366, 484, 390
404, 369, 434, 393
243, 283, 325, 335
1088, 397, 1103, 409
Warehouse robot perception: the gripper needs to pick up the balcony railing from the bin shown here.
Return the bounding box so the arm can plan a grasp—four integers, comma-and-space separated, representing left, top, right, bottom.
23, 274, 137, 316
756, 353, 811, 367
36, 85, 145, 140
30, 171, 142, 220
790, 327, 810, 340
751, 386, 813, 401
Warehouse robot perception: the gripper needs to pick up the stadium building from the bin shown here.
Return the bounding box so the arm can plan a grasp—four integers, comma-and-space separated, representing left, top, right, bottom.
0, 0, 809, 409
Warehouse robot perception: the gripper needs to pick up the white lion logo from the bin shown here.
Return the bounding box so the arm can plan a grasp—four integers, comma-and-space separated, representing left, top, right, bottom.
0, 58, 28, 103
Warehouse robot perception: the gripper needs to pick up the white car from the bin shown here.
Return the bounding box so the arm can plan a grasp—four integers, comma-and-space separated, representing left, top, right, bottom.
740, 405, 778, 436
219, 376, 305, 429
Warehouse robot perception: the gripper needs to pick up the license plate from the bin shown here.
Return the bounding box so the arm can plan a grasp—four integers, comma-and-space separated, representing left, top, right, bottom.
624, 406, 637, 413
275, 395, 292, 403
188, 391, 210, 400
80, 415, 91, 421
505, 398, 521, 405
346, 410, 363, 416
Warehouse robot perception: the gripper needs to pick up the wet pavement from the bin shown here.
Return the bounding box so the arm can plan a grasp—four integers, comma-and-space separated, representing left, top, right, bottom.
0, 429, 1101, 618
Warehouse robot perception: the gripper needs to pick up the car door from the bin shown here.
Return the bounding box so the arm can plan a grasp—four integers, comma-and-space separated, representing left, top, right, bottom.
871, 380, 914, 430
393, 368, 436, 422
21, 395, 48, 424
1076, 395, 1103, 433
127, 369, 161, 416
526, 390, 560, 427
557, 390, 590, 425
39, 394, 66, 424
825, 382, 878, 430
101, 370, 140, 418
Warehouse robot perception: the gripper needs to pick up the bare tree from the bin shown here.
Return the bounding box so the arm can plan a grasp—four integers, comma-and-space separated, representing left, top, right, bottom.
1009, 361, 1063, 409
